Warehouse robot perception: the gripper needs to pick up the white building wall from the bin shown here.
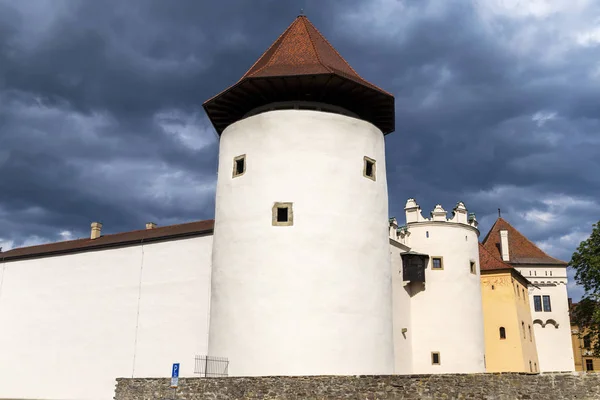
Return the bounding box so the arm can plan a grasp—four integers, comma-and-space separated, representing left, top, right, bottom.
403, 212, 485, 373
0, 235, 213, 400
516, 266, 574, 372
209, 109, 394, 376
390, 240, 413, 374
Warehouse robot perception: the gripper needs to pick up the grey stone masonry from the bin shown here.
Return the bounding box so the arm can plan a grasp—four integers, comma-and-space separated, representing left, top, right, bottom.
115, 373, 600, 400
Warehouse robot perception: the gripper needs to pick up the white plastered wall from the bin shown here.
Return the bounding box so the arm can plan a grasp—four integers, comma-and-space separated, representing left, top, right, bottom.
516, 265, 575, 372
208, 109, 394, 376
0, 235, 213, 400
390, 240, 413, 374
404, 222, 486, 374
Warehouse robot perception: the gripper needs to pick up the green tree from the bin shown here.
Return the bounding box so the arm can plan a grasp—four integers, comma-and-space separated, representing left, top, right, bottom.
570, 221, 600, 355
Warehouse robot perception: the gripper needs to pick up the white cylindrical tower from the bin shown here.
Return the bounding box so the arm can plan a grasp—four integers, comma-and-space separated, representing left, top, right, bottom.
402, 200, 485, 374
202, 15, 396, 376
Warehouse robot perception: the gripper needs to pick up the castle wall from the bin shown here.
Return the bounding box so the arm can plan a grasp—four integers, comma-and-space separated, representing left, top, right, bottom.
390, 240, 413, 374
0, 235, 213, 400
208, 109, 394, 376
518, 266, 575, 372
115, 373, 600, 400
403, 212, 485, 373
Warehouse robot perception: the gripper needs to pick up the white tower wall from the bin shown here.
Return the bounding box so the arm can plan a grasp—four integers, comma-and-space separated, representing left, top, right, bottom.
208, 109, 394, 376
403, 202, 485, 374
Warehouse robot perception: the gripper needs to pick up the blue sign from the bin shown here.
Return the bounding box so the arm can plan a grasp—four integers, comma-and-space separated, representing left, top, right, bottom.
170, 363, 180, 388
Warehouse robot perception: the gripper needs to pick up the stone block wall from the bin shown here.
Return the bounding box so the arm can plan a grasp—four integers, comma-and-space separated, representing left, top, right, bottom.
115, 373, 600, 400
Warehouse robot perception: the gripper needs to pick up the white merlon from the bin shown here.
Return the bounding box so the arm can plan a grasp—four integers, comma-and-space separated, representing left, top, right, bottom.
450, 202, 468, 224
500, 230, 510, 261
404, 198, 427, 223
431, 204, 447, 221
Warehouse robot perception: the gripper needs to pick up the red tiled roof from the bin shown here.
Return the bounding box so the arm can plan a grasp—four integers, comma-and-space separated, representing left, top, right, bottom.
239, 15, 392, 96
0, 220, 214, 262
479, 242, 531, 286
481, 218, 567, 265
479, 242, 513, 271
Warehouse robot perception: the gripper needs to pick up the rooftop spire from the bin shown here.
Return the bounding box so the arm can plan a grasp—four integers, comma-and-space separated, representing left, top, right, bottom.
203, 16, 395, 135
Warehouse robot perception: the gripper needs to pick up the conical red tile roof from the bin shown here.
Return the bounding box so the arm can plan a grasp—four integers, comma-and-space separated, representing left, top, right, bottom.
240, 16, 390, 94
203, 16, 395, 135
482, 218, 567, 265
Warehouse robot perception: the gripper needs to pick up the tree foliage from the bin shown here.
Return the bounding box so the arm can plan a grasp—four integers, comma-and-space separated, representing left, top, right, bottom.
570, 221, 600, 355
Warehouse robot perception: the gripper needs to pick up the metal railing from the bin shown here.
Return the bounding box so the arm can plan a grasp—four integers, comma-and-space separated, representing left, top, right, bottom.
194, 355, 229, 377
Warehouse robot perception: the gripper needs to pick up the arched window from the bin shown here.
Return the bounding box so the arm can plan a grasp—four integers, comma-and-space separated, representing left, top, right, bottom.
499, 327, 506, 339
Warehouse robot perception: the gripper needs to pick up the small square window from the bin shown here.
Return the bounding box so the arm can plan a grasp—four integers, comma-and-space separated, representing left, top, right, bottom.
233, 154, 246, 178
431, 352, 441, 365
470, 261, 476, 274
363, 156, 376, 181
272, 202, 293, 226
431, 257, 443, 270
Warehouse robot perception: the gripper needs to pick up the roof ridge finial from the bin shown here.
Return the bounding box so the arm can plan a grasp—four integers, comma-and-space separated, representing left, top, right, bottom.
300, 8, 305, 16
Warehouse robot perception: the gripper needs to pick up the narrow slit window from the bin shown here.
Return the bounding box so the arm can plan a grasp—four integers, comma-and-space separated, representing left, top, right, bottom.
272, 202, 293, 226
470, 261, 476, 274
233, 154, 246, 177
522, 321, 526, 339
363, 156, 376, 181
528, 325, 532, 341
431, 352, 441, 365
499, 327, 506, 339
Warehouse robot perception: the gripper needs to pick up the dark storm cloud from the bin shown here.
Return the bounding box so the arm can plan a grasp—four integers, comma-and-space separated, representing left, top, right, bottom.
0, 0, 598, 299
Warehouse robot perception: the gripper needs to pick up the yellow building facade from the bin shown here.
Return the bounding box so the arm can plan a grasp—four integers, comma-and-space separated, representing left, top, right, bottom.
480, 243, 539, 372
570, 301, 599, 372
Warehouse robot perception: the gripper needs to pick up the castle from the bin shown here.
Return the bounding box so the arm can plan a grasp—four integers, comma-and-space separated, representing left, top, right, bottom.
0, 15, 574, 400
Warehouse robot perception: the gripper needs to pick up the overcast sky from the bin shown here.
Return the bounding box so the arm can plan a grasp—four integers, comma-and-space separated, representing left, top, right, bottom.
1, 0, 598, 300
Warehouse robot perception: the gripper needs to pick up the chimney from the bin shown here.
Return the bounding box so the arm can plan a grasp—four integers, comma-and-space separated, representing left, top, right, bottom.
499, 230, 509, 262
146, 222, 157, 230
91, 222, 103, 240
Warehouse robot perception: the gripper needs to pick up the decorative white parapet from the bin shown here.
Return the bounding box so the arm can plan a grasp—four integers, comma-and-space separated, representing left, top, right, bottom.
403, 198, 479, 229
